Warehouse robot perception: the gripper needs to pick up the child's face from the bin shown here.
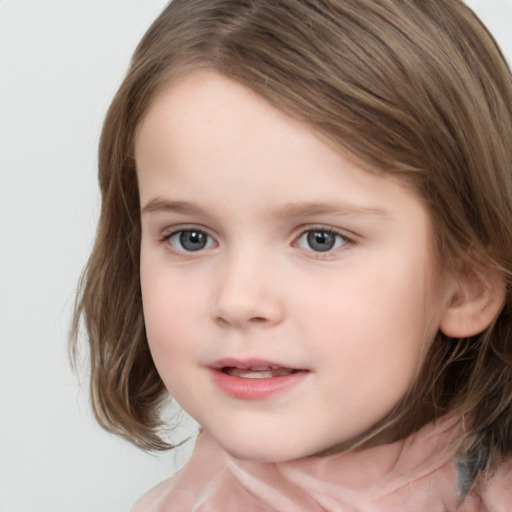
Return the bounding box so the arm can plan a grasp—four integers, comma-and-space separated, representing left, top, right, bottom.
136, 70, 454, 462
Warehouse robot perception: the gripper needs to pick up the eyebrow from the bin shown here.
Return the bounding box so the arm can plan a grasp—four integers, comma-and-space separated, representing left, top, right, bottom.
141, 198, 389, 219
141, 198, 208, 216
270, 202, 390, 220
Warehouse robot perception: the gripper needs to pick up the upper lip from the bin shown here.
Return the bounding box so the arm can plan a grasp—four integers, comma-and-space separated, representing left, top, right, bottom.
208, 357, 304, 371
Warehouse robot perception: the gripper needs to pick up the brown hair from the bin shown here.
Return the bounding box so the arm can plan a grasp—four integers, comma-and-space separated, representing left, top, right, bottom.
72, 0, 512, 475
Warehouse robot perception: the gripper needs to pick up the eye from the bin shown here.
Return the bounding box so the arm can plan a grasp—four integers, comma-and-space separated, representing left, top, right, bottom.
166, 229, 215, 252
296, 229, 348, 252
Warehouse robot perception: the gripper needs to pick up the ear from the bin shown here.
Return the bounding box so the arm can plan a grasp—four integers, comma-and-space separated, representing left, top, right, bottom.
440, 263, 506, 338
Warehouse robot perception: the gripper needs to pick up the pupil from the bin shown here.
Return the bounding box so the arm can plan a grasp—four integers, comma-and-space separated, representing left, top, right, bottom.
307, 230, 335, 252
180, 231, 207, 251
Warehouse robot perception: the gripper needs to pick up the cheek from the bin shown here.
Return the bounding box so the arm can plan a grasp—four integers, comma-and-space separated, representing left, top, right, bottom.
301, 256, 437, 371
141, 272, 207, 404
140, 266, 197, 365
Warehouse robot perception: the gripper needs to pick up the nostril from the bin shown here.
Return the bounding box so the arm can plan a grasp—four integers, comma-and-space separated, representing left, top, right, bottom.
250, 316, 267, 323
215, 315, 267, 326
215, 316, 230, 327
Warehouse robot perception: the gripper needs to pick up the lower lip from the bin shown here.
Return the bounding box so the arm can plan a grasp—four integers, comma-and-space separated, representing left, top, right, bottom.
210, 369, 309, 400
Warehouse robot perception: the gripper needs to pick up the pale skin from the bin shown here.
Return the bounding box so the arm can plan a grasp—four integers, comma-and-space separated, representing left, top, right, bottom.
135, 70, 503, 463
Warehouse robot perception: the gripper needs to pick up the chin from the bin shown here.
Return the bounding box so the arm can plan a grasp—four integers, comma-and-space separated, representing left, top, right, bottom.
213, 434, 313, 463
224, 446, 298, 463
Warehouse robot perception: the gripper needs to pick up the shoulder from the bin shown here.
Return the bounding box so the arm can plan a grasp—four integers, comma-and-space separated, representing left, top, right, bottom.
131, 477, 178, 512
461, 461, 512, 512
130, 430, 229, 512
131, 471, 212, 512
478, 461, 512, 512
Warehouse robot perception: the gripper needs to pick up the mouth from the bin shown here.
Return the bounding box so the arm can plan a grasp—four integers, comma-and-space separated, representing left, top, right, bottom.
208, 358, 308, 399
221, 366, 298, 379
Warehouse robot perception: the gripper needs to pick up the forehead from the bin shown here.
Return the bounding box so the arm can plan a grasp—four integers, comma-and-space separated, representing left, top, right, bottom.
135, 69, 329, 172
135, 70, 429, 230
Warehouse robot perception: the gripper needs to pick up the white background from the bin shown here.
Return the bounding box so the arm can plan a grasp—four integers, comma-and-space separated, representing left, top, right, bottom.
0, 1, 511, 511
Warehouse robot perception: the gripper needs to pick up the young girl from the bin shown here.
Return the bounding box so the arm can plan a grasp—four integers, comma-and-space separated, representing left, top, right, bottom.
73, 0, 512, 510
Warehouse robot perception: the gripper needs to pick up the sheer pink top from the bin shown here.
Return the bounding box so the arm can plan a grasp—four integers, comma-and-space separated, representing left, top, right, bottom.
132, 416, 512, 511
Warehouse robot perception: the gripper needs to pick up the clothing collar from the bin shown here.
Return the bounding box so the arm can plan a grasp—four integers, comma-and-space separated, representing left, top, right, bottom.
134, 415, 478, 511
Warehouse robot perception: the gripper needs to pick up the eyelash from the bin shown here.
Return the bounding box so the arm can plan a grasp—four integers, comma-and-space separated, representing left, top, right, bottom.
159, 226, 353, 257
295, 228, 350, 255
160, 227, 216, 254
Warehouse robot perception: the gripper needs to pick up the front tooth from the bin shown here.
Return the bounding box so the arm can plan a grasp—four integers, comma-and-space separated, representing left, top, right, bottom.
240, 370, 273, 378
225, 367, 295, 378
225, 367, 273, 378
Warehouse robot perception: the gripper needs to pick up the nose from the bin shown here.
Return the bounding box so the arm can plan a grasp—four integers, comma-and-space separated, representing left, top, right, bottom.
211, 251, 285, 329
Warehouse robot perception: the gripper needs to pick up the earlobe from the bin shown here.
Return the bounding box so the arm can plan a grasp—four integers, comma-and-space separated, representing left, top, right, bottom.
440, 264, 506, 338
